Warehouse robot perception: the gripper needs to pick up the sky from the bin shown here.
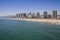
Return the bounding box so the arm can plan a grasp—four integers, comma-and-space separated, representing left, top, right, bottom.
0, 0, 60, 16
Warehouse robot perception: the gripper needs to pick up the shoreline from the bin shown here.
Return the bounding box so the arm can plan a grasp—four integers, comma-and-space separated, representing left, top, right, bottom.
0, 18, 60, 25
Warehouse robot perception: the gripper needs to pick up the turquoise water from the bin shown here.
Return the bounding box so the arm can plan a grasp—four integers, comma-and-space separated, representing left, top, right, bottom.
0, 19, 60, 40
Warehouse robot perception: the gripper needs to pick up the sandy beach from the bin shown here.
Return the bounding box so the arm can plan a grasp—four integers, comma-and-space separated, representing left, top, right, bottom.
1, 18, 60, 25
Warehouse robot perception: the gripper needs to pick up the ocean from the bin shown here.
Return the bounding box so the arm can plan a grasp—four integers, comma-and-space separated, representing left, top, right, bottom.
0, 19, 60, 40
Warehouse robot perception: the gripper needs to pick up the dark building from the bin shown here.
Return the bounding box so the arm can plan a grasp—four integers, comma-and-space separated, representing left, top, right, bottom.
16, 14, 18, 18
52, 10, 57, 18
16, 14, 20, 18
43, 11, 47, 18
20, 13, 23, 18
47, 14, 52, 18
16, 13, 23, 18
22, 13, 26, 18
36, 12, 40, 18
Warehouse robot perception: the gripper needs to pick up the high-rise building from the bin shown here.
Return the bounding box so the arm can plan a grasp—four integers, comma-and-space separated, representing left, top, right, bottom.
22, 13, 26, 18
16, 14, 18, 18
16, 14, 20, 18
52, 10, 57, 18
20, 13, 23, 18
43, 11, 47, 18
36, 12, 40, 18
27, 12, 32, 18
32, 13, 36, 18
16, 13, 23, 18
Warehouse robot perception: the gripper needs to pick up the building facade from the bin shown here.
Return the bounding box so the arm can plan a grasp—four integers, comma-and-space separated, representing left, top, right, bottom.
16, 14, 20, 18
32, 13, 36, 18
57, 15, 60, 19
22, 13, 26, 18
52, 10, 57, 18
36, 12, 40, 18
47, 14, 52, 18
43, 11, 47, 18
27, 12, 32, 18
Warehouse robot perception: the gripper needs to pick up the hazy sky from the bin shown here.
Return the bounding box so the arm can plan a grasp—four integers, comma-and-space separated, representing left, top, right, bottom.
0, 0, 60, 16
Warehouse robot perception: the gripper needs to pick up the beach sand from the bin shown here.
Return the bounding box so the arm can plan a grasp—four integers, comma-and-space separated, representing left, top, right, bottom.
1, 18, 60, 25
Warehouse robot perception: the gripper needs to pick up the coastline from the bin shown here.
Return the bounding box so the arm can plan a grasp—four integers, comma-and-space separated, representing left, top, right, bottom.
0, 18, 60, 25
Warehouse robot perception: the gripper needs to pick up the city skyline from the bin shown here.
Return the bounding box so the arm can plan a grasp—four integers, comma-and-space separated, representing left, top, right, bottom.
0, 0, 60, 16
16, 10, 58, 19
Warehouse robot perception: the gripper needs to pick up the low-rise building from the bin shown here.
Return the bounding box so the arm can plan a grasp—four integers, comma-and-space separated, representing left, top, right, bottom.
57, 15, 60, 19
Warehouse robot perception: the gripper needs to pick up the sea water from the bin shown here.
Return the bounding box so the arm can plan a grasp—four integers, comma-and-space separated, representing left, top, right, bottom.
0, 19, 60, 40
